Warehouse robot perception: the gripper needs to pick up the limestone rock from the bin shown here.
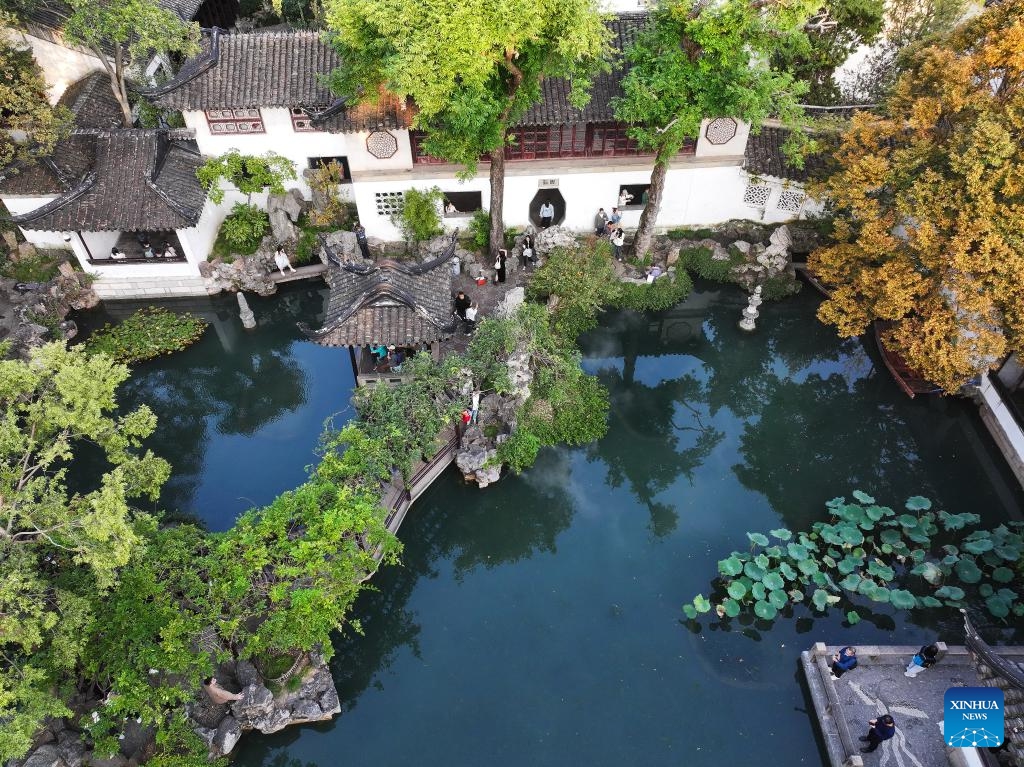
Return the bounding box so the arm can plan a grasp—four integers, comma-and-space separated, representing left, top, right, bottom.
289, 700, 323, 721
324, 230, 360, 263
212, 716, 242, 756
732, 240, 752, 255
202, 238, 278, 296
768, 224, 793, 250
235, 660, 261, 688
22, 744, 66, 767
710, 243, 731, 262
268, 189, 304, 223
230, 684, 275, 729
494, 287, 525, 319
88, 755, 128, 767
2, 230, 17, 250
665, 245, 681, 268
318, 686, 341, 715
17, 241, 37, 261
254, 707, 292, 734
269, 207, 298, 244
57, 740, 85, 767
535, 226, 576, 254
195, 727, 217, 749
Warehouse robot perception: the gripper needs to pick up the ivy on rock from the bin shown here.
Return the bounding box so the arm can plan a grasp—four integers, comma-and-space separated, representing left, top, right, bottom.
682, 491, 1023, 622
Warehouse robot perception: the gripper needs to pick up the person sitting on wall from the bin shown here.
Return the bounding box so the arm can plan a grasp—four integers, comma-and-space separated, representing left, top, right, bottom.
141, 238, 155, 258
454, 290, 472, 319
203, 677, 243, 705
274, 245, 297, 274
618, 189, 634, 207
110, 247, 127, 260
370, 343, 388, 363
445, 201, 458, 215
163, 243, 179, 258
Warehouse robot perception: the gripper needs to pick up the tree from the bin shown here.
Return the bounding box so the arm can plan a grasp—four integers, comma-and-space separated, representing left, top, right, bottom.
0, 29, 70, 172
324, 0, 611, 257
808, 1, 1024, 392
613, 0, 818, 258
772, 0, 885, 105
0, 343, 170, 761
391, 186, 443, 251
197, 149, 298, 204
61, 0, 200, 127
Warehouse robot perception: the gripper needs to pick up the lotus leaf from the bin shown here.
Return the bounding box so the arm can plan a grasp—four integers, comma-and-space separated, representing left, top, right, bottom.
753, 600, 778, 620
811, 589, 830, 611
788, 589, 804, 602
857, 578, 877, 596
779, 562, 798, 581
768, 589, 789, 610
897, 514, 919, 529
839, 574, 861, 590
935, 585, 965, 601
890, 589, 917, 609
995, 544, 1020, 562
811, 572, 828, 587
866, 560, 895, 581
912, 562, 944, 586
763, 572, 785, 591
752, 582, 767, 601
982, 551, 1002, 568
880, 544, 893, 554
821, 527, 845, 546
837, 557, 861, 575
822, 555, 837, 569
1016, 604, 1024, 617
955, 557, 982, 584
765, 546, 782, 558
787, 543, 810, 561
728, 581, 748, 600
718, 556, 745, 577
683, 604, 697, 619
693, 595, 712, 613
910, 549, 927, 563
980, 584, 994, 597
744, 562, 766, 581
826, 496, 845, 510
865, 505, 885, 522
879, 529, 903, 545
905, 530, 931, 545
846, 610, 861, 625
942, 544, 959, 555
985, 595, 1011, 619
997, 588, 1018, 601
797, 558, 818, 576
869, 587, 891, 603
722, 598, 741, 618
918, 596, 942, 608
747, 532, 770, 547
769, 528, 792, 541
754, 553, 770, 570
941, 554, 959, 566
962, 538, 994, 555
905, 496, 932, 511
839, 525, 865, 545
839, 504, 867, 524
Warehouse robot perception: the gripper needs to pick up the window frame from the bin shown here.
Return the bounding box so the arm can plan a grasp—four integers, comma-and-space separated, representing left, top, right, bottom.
204, 108, 264, 135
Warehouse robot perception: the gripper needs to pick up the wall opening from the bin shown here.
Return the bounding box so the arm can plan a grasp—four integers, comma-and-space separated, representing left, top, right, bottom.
529, 189, 566, 228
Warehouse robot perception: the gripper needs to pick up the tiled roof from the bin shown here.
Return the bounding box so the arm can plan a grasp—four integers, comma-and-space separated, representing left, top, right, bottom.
0, 135, 96, 196
311, 256, 455, 347
517, 13, 648, 127
744, 127, 831, 183
152, 30, 342, 111
11, 131, 207, 232
57, 72, 124, 130
22, 0, 202, 34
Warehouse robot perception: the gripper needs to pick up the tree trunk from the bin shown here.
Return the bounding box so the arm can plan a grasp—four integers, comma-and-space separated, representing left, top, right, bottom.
632, 157, 669, 259
488, 131, 506, 260
107, 44, 133, 127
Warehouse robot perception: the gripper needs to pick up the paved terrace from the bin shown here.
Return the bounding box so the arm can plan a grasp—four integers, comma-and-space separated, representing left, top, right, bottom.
802, 643, 1024, 767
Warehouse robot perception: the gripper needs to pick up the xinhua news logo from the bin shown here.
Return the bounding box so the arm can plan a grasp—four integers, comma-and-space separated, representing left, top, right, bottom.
945, 687, 1004, 748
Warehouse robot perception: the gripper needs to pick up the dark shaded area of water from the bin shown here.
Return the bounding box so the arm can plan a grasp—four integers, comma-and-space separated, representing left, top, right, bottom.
72, 283, 354, 531
228, 281, 1022, 767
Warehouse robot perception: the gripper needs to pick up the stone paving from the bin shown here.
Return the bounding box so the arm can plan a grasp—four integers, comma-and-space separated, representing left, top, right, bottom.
801, 643, 1024, 767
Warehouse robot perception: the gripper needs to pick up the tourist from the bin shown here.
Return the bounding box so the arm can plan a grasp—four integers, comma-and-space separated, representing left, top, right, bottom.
461, 408, 472, 426
520, 234, 535, 269
859, 715, 896, 753
445, 200, 458, 215
464, 302, 479, 332
110, 247, 127, 260
163, 243, 178, 258
203, 677, 243, 705
354, 222, 371, 260
645, 264, 663, 284
830, 646, 857, 678
454, 290, 472, 319
495, 248, 507, 283
539, 201, 555, 228
274, 246, 297, 274
611, 228, 625, 261
618, 188, 634, 207
471, 389, 480, 424
370, 343, 388, 362
609, 207, 622, 226
905, 643, 939, 678
640, 188, 649, 206
141, 239, 155, 258
594, 207, 609, 236
389, 345, 405, 370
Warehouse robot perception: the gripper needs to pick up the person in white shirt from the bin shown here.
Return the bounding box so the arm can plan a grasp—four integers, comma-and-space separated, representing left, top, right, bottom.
618, 189, 634, 207
539, 201, 555, 228
274, 246, 297, 274
110, 247, 127, 260
611, 228, 625, 261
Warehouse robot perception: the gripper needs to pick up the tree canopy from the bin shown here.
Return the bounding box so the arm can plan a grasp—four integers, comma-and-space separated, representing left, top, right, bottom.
808, 1, 1024, 392
324, 0, 611, 255
613, 0, 817, 257
0, 30, 70, 172
196, 149, 298, 204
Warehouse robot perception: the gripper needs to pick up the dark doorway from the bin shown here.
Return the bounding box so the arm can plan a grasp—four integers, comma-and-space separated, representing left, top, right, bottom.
529, 189, 565, 228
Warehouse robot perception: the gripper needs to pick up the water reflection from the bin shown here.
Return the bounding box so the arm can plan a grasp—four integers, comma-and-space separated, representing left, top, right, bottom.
73, 284, 352, 530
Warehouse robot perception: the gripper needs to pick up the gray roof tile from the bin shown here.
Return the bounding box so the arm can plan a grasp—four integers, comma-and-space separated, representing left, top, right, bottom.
744, 127, 830, 183
57, 71, 124, 130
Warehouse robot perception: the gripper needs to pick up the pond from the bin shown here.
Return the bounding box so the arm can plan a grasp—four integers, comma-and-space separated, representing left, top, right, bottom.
81, 279, 1023, 766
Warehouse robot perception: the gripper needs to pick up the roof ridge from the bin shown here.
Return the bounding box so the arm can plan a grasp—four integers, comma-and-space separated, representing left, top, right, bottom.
9, 172, 97, 225
224, 28, 324, 38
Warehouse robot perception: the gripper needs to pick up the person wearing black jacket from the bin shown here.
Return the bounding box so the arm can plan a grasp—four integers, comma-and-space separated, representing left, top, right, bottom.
905, 643, 939, 677
454, 291, 472, 319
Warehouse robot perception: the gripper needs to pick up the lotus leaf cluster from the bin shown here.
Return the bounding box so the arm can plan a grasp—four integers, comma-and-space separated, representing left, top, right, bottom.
682, 491, 1023, 623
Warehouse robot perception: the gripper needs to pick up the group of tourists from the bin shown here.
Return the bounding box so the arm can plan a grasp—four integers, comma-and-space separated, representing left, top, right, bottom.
454, 290, 480, 331
369, 343, 420, 373
109, 238, 179, 260
594, 206, 627, 261
829, 643, 941, 755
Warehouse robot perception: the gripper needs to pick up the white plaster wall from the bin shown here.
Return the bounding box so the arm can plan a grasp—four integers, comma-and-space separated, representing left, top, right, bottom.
980, 375, 1024, 467
1, 195, 73, 247
13, 31, 104, 104
79, 231, 120, 262
176, 202, 221, 266
184, 109, 413, 197
349, 160, 820, 239
695, 118, 752, 158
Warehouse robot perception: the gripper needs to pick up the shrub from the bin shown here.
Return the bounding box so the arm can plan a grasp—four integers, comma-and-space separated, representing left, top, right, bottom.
84, 307, 208, 364
614, 270, 694, 313
307, 161, 352, 228
391, 187, 444, 247
760, 274, 802, 301
198, 150, 297, 204
496, 429, 542, 474
679, 246, 741, 282
467, 209, 490, 253
219, 203, 268, 253
0, 249, 62, 282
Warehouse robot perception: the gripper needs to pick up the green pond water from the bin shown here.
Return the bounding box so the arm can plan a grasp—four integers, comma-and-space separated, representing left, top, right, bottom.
79, 280, 1023, 766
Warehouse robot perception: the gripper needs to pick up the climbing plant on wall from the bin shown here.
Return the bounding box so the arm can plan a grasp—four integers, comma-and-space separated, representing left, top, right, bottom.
683, 492, 1023, 623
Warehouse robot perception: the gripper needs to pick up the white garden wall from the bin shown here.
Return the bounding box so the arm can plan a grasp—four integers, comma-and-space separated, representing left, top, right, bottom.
2, 195, 72, 248
11, 30, 104, 104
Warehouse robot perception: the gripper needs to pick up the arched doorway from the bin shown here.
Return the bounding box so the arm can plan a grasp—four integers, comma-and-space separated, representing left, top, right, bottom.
529, 189, 566, 228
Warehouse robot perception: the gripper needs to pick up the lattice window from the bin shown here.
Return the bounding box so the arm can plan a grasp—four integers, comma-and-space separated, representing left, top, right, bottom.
776, 189, 805, 212
366, 130, 399, 159
704, 117, 738, 145
205, 109, 264, 134
743, 184, 772, 208
375, 191, 404, 216
290, 107, 315, 132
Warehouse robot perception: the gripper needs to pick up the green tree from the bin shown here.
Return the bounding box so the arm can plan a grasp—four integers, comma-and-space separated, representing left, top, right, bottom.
0, 28, 70, 172
613, 0, 817, 258
197, 149, 298, 204
59, 0, 200, 126
0, 343, 170, 762
391, 187, 444, 251
324, 0, 611, 257
808, 1, 1024, 392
